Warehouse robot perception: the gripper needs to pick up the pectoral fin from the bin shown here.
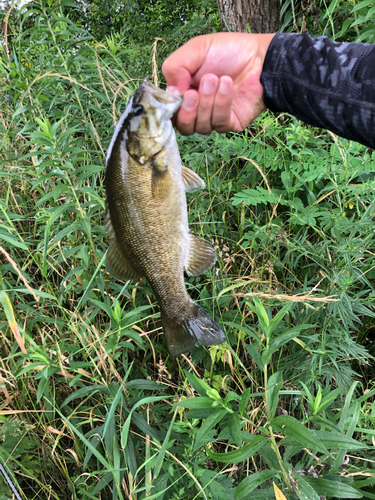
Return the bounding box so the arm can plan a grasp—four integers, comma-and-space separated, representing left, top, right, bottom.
151, 168, 170, 199
153, 147, 169, 173
185, 233, 216, 277
182, 167, 205, 192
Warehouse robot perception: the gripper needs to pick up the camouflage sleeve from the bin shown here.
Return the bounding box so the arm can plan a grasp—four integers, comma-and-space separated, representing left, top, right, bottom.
260, 32, 375, 148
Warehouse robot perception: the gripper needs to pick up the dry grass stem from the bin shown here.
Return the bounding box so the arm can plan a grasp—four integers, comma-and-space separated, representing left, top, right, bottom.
0, 246, 39, 302
30, 72, 92, 91
152, 38, 164, 86
237, 291, 338, 303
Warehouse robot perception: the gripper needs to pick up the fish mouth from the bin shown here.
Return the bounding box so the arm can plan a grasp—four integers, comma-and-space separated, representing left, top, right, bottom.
134, 130, 167, 139
131, 79, 182, 139
142, 79, 182, 107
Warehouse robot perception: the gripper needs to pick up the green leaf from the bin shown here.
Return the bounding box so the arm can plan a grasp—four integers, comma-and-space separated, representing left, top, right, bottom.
184, 370, 211, 397
92, 471, 113, 496
299, 381, 315, 410
239, 388, 251, 417
224, 321, 261, 343
173, 397, 214, 409
131, 411, 164, 443
11, 288, 56, 300
17, 362, 45, 377
351, 0, 374, 13
61, 385, 109, 408
125, 380, 164, 391
331, 402, 361, 473
240, 486, 287, 499
124, 433, 137, 478
228, 412, 242, 447
309, 385, 342, 415
206, 435, 266, 464
0, 230, 27, 250
246, 343, 264, 371
102, 384, 123, 441
89, 297, 116, 317
315, 430, 367, 451
300, 477, 363, 498
194, 409, 227, 450
269, 324, 315, 351
261, 348, 274, 367
200, 470, 235, 500
259, 443, 280, 470
337, 381, 359, 432
50, 223, 84, 245
234, 469, 279, 500
251, 298, 270, 330
266, 371, 283, 421
13, 104, 32, 117
271, 415, 329, 455
48, 401, 112, 471
121, 396, 170, 449
292, 472, 321, 500
37, 376, 48, 404
154, 409, 177, 478
268, 301, 293, 328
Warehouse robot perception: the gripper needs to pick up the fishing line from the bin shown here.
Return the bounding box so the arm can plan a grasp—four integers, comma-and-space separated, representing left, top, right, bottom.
0, 461, 22, 500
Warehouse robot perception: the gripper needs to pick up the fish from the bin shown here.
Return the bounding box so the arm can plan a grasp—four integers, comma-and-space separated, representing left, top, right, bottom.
104, 79, 226, 359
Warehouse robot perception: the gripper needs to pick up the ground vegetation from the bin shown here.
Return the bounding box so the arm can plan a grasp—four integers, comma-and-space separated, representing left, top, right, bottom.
0, 0, 374, 498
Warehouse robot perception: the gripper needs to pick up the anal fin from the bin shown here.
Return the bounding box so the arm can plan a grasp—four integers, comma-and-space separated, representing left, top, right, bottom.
182, 167, 205, 192
185, 233, 216, 277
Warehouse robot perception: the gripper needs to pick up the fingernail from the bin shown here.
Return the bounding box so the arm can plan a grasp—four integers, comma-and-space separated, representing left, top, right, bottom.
202, 77, 215, 94
219, 78, 230, 94
167, 86, 180, 95
183, 94, 197, 111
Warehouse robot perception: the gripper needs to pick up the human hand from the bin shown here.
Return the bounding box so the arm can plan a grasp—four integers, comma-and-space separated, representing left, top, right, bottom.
162, 32, 275, 135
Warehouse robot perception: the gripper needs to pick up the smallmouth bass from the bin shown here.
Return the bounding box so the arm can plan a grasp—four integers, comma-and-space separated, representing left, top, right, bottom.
105, 79, 226, 359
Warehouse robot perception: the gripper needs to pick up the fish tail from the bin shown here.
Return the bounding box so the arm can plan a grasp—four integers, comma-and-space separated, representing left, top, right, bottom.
162, 304, 226, 360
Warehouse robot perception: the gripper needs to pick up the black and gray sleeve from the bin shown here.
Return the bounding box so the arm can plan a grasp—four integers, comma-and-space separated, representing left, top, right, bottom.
260, 32, 375, 148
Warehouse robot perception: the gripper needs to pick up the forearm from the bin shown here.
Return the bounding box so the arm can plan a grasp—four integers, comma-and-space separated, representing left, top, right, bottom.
260, 32, 375, 148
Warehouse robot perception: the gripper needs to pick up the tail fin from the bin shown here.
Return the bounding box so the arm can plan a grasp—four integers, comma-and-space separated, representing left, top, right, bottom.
162, 304, 226, 360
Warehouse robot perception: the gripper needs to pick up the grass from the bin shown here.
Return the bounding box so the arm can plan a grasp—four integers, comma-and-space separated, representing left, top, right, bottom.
0, 1, 375, 499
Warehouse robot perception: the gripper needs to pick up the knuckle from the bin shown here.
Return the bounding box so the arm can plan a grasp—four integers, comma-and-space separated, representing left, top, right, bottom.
176, 120, 194, 136
198, 101, 213, 113
212, 116, 229, 131
195, 124, 212, 135
213, 124, 229, 133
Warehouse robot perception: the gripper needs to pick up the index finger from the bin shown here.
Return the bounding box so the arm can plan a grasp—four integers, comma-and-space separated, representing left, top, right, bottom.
162, 35, 212, 93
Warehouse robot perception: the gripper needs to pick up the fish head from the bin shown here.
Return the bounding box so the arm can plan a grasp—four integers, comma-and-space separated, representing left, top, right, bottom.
129, 79, 182, 143
106, 80, 182, 167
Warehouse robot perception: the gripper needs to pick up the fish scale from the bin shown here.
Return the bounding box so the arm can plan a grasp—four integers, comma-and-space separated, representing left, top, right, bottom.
105, 79, 226, 359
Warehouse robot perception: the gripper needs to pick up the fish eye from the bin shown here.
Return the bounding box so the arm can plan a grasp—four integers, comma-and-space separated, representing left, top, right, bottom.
133, 104, 143, 117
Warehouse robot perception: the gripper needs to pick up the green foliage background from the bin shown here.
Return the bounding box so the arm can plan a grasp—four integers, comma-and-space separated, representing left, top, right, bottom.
0, 0, 374, 499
